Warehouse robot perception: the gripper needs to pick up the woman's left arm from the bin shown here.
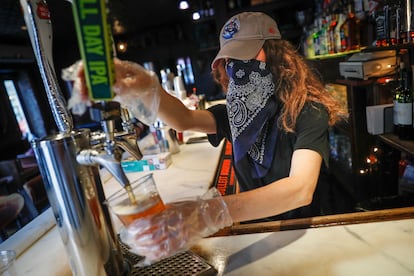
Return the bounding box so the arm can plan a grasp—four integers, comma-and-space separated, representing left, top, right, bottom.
120, 150, 322, 265
223, 149, 322, 222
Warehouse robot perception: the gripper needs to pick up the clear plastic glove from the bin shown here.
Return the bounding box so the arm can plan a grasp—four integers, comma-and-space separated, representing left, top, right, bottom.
74, 58, 161, 125
112, 59, 160, 125
120, 188, 233, 267
62, 60, 91, 115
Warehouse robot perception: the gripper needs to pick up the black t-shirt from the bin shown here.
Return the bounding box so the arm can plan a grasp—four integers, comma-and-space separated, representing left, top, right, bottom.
207, 102, 330, 221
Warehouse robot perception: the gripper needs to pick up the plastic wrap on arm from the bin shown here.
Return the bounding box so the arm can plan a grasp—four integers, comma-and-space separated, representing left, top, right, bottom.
120, 188, 233, 266
112, 60, 161, 126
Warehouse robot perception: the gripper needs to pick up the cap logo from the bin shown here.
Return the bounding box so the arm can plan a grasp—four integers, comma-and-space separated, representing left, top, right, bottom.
222, 18, 240, 40
268, 27, 276, 34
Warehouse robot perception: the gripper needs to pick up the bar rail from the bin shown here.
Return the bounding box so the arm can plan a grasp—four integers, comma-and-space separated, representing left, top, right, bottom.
214, 206, 414, 236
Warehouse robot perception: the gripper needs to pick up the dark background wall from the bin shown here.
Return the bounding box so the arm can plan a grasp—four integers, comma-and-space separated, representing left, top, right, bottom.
0, 0, 314, 159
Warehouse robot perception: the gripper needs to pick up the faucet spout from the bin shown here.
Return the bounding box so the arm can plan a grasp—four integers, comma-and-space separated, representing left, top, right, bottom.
77, 149, 130, 187
116, 134, 143, 160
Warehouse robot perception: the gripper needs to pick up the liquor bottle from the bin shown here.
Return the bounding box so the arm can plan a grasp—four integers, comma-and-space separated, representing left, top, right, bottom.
375, 4, 390, 47
389, 2, 402, 45
354, 0, 366, 21
312, 19, 321, 56
319, 16, 329, 55
400, 0, 411, 44
335, 11, 346, 53
340, 0, 359, 52
304, 26, 315, 58
328, 13, 338, 54
397, 62, 413, 140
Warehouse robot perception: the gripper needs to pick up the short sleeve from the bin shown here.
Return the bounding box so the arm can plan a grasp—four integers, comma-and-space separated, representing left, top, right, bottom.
206, 104, 231, 147
294, 103, 330, 167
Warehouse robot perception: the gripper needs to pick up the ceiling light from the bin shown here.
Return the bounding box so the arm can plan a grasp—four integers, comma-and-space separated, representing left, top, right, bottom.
192, 11, 200, 20
113, 19, 126, 35
179, 1, 189, 10
117, 41, 128, 53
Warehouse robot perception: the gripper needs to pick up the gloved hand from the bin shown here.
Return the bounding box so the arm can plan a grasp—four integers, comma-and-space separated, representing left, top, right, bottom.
62, 60, 91, 115
120, 188, 233, 267
111, 58, 161, 125
74, 58, 161, 125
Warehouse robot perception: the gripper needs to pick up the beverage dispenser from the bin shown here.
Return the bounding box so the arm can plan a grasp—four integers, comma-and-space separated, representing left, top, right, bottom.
19, 1, 217, 275
19, 0, 137, 274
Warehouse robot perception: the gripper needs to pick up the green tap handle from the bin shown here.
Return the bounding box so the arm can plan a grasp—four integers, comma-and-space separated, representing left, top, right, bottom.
71, 0, 115, 101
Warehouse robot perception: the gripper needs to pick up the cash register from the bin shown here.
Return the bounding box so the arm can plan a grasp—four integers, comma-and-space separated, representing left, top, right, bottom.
339, 50, 397, 80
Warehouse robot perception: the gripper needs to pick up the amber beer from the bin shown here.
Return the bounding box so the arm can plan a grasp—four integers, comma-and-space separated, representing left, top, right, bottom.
106, 173, 166, 226
111, 193, 165, 226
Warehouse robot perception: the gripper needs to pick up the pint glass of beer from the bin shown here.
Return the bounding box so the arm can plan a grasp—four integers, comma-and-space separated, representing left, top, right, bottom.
106, 173, 165, 226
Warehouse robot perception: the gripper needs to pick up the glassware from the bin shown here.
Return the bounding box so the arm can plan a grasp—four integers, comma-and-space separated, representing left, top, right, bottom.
106, 173, 165, 226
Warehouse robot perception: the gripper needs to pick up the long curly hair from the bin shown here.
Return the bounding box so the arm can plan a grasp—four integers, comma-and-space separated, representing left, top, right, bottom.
212, 39, 346, 132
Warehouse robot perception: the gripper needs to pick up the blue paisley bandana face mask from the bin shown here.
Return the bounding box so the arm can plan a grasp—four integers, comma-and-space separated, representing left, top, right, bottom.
226, 59, 280, 179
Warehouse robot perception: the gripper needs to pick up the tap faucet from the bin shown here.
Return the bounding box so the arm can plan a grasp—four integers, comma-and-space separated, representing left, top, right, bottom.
77, 148, 130, 187
20, 0, 142, 275
77, 114, 143, 188
117, 107, 144, 159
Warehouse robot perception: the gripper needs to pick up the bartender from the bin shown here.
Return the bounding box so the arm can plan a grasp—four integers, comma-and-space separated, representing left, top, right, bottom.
79, 11, 345, 266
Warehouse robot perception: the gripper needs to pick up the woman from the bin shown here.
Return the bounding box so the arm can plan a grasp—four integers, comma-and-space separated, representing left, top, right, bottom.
80, 12, 345, 265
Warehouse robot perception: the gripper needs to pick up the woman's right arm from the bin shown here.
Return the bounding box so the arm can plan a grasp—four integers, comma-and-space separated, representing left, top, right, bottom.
77, 58, 217, 134
157, 88, 217, 133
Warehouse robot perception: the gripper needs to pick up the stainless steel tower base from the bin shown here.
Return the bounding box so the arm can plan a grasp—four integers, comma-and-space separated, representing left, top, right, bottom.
32, 129, 125, 276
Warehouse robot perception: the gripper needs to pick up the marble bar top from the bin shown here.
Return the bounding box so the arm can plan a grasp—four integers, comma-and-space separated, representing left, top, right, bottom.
6, 213, 414, 276
194, 218, 414, 276
0, 131, 222, 275
1, 131, 414, 275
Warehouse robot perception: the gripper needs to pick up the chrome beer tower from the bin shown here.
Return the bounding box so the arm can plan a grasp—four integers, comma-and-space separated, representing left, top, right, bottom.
19, 0, 141, 275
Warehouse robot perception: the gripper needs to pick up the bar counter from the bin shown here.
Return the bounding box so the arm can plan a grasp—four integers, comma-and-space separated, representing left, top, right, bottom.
1, 131, 414, 275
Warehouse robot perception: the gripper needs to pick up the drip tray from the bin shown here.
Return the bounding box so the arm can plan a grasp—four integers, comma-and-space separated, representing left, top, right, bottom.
119, 236, 217, 276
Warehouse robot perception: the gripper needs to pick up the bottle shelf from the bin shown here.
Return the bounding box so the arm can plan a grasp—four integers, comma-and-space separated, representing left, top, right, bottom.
308, 49, 362, 60
378, 133, 414, 157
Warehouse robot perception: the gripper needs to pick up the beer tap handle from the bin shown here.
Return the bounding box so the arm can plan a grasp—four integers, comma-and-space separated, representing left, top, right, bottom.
20, 0, 73, 134
101, 119, 116, 144
116, 136, 143, 161
120, 107, 134, 133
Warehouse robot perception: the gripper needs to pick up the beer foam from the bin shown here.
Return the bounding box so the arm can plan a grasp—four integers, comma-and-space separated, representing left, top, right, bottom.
111, 195, 160, 215
112, 204, 144, 215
